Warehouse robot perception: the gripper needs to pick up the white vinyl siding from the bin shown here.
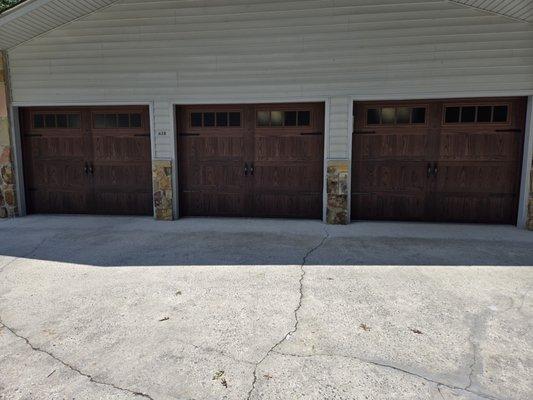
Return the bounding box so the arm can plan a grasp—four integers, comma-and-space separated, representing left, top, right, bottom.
153, 100, 174, 160
7, 0, 533, 159
328, 96, 351, 159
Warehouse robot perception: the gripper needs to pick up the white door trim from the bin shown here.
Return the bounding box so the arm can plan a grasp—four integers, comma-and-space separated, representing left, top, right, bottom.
518, 96, 533, 229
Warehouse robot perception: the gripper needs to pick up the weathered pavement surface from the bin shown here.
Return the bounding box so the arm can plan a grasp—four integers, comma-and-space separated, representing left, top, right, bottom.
0, 216, 532, 400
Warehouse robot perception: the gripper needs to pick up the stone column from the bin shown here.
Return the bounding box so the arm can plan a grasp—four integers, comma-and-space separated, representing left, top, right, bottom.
152, 160, 174, 220
0, 52, 17, 218
326, 160, 350, 225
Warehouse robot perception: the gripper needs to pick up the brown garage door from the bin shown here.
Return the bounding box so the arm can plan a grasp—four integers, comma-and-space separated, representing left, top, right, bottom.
177, 103, 324, 218
21, 106, 153, 215
352, 98, 526, 224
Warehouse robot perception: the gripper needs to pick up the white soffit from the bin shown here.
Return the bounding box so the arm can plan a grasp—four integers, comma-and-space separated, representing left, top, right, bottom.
0, 0, 118, 50
450, 0, 533, 22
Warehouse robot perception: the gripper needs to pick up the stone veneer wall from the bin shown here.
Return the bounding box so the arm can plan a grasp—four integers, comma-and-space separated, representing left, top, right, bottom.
152, 160, 174, 221
0, 52, 16, 218
326, 160, 350, 225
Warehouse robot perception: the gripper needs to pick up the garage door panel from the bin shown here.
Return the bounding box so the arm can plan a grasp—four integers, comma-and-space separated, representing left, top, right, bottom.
192, 137, 245, 161
352, 161, 428, 193
434, 163, 518, 194
28, 136, 86, 159
30, 161, 87, 189
92, 136, 151, 162
27, 189, 90, 214
254, 136, 323, 162
253, 163, 323, 192
352, 193, 427, 221
438, 132, 521, 161
353, 133, 429, 160
434, 195, 515, 224
92, 164, 152, 189
181, 162, 245, 191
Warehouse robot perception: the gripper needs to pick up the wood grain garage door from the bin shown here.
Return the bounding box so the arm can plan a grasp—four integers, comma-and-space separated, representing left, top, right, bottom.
177, 103, 324, 218
352, 98, 526, 224
21, 106, 153, 215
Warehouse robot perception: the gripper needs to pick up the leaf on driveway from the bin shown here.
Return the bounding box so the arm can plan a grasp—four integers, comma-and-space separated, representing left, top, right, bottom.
159, 317, 170, 322
410, 328, 423, 335
359, 323, 371, 332
213, 370, 228, 388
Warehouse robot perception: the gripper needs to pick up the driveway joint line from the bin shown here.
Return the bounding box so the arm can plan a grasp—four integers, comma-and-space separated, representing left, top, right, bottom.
271, 350, 503, 400
0, 318, 155, 400
246, 227, 330, 400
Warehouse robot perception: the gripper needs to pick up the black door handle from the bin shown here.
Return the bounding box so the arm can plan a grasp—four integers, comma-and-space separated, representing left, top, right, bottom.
433, 164, 438, 177
427, 163, 432, 178
89, 164, 94, 175
250, 163, 255, 176
84, 162, 89, 175
244, 163, 249, 176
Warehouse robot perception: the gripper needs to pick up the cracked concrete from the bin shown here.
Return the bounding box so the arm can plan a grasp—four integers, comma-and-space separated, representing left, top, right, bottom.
247, 227, 331, 400
0, 216, 532, 400
0, 319, 153, 399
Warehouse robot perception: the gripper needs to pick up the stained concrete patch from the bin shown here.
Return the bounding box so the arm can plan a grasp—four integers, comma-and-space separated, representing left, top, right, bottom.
0, 216, 532, 400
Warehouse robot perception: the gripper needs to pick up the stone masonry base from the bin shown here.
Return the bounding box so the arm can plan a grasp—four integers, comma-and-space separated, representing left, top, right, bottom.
326, 160, 350, 225
152, 160, 174, 221
0, 53, 17, 218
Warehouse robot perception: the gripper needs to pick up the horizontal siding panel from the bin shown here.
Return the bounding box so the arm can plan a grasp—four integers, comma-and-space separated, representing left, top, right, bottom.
329, 96, 350, 159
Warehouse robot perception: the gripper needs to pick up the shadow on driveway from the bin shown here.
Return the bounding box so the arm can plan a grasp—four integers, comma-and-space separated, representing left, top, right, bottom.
0, 215, 532, 267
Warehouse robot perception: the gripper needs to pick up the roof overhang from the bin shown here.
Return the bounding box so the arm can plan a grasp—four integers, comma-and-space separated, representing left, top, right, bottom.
0, 0, 530, 51
450, 0, 532, 22
0, 0, 118, 50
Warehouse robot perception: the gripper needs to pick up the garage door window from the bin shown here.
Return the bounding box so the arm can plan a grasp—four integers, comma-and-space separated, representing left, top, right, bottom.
190, 111, 241, 128
366, 107, 426, 126
257, 110, 311, 127
444, 105, 509, 124
94, 113, 143, 129
33, 113, 81, 129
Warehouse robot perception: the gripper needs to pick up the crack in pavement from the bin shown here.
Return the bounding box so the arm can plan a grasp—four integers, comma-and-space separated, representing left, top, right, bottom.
0, 318, 155, 400
465, 330, 478, 391
271, 350, 504, 400
246, 227, 330, 400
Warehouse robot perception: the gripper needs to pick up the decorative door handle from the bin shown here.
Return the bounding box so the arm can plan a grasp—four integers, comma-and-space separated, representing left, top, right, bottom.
427, 164, 432, 178
250, 163, 255, 176
244, 163, 249, 176
433, 164, 438, 177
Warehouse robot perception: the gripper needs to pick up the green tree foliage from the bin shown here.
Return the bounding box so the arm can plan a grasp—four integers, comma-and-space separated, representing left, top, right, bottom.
0, 0, 24, 12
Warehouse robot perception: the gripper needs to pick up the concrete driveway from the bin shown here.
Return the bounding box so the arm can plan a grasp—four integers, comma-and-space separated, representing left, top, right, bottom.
0, 216, 532, 400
